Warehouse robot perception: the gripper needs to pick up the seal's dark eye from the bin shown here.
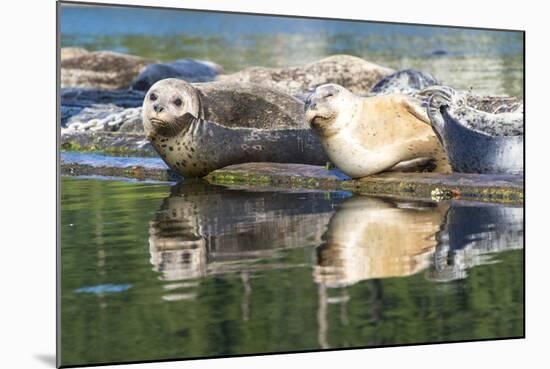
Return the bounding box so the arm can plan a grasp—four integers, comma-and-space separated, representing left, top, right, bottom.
173, 98, 183, 107
150, 93, 157, 101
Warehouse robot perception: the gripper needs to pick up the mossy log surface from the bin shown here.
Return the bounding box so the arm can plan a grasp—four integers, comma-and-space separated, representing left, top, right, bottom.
60, 154, 523, 204
61, 132, 156, 157
205, 163, 523, 204
60, 152, 181, 182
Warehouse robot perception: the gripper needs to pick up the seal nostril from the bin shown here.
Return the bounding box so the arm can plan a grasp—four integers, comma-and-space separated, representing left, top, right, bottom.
154, 104, 164, 113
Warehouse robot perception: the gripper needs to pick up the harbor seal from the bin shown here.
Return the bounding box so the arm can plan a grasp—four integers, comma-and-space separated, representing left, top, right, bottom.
370, 69, 439, 95
305, 84, 451, 178
422, 86, 523, 175
143, 78, 328, 177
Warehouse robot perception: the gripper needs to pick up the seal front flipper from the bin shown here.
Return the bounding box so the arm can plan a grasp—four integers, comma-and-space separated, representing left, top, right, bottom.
401, 97, 431, 125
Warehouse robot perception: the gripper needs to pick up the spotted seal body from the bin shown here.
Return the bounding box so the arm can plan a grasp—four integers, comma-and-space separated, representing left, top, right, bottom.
370, 69, 439, 95
305, 84, 451, 178
143, 78, 328, 177
423, 86, 524, 175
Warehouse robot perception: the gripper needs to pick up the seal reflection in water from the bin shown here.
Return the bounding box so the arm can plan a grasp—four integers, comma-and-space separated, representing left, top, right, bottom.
148, 181, 340, 301
305, 84, 451, 178
428, 202, 524, 282
142, 78, 328, 177
314, 196, 449, 288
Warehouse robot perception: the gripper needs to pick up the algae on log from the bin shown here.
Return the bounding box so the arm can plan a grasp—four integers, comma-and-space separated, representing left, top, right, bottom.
61, 131, 156, 157
205, 163, 523, 204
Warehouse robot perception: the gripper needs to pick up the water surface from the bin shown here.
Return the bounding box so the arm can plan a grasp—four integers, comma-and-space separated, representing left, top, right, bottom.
60, 4, 524, 96
61, 177, 524, 366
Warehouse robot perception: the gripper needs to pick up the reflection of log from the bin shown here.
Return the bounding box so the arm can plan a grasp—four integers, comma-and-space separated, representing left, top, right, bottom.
149, 181, 341, 284
314, 196, 449, 288
428, 202, 524, 282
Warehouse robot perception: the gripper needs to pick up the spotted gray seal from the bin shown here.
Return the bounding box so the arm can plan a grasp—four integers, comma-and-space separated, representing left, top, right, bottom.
143, 78, 328, 177
422, 86, 524, 175
370, 69, 439, 95
305, 84, 451, 178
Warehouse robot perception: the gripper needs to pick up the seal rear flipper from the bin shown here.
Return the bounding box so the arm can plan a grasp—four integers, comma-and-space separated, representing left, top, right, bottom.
389, 157, 434, 172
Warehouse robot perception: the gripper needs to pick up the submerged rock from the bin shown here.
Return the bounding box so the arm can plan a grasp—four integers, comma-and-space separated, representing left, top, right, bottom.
218, 55, 394, 95
130, 59, 224, 91
61, 50, 157, 89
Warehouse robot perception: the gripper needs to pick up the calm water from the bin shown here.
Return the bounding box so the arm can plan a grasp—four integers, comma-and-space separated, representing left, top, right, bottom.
60, 4, 524, 96
60, 176, 524, 366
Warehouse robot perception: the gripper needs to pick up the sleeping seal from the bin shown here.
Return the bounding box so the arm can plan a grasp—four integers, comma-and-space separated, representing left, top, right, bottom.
143, 78, 328, 177
305, 84, 451, 178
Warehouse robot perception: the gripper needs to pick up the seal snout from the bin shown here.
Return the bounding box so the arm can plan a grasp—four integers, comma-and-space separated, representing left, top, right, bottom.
304, 85, 342, 133
153, 104, 164, 113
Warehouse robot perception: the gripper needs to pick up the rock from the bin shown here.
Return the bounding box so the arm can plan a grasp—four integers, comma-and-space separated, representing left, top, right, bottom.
62, 105, 143, 133
117, 110, 144, 132
60, 47, 89, 60
371, 69, 439, 95
61, 131, 155, 156
217, 55, 394, 95
60, 88, 145, 127
130, 59, 224, 91
61, 50, 157, 89
61, 88, 145, 108
60, 151, 176, 181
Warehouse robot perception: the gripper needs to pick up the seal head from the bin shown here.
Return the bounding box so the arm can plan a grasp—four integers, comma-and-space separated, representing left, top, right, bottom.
143, 78, 203, 139
304, 84, 360, 137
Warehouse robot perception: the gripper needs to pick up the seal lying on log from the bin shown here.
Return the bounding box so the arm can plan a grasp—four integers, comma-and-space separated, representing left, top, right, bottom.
305, 83, 451, 178
421, 86, 523, 175
142, 78, 329, 177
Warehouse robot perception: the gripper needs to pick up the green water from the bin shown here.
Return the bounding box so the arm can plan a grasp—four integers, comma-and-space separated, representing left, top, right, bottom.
60, 177, 524, 366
